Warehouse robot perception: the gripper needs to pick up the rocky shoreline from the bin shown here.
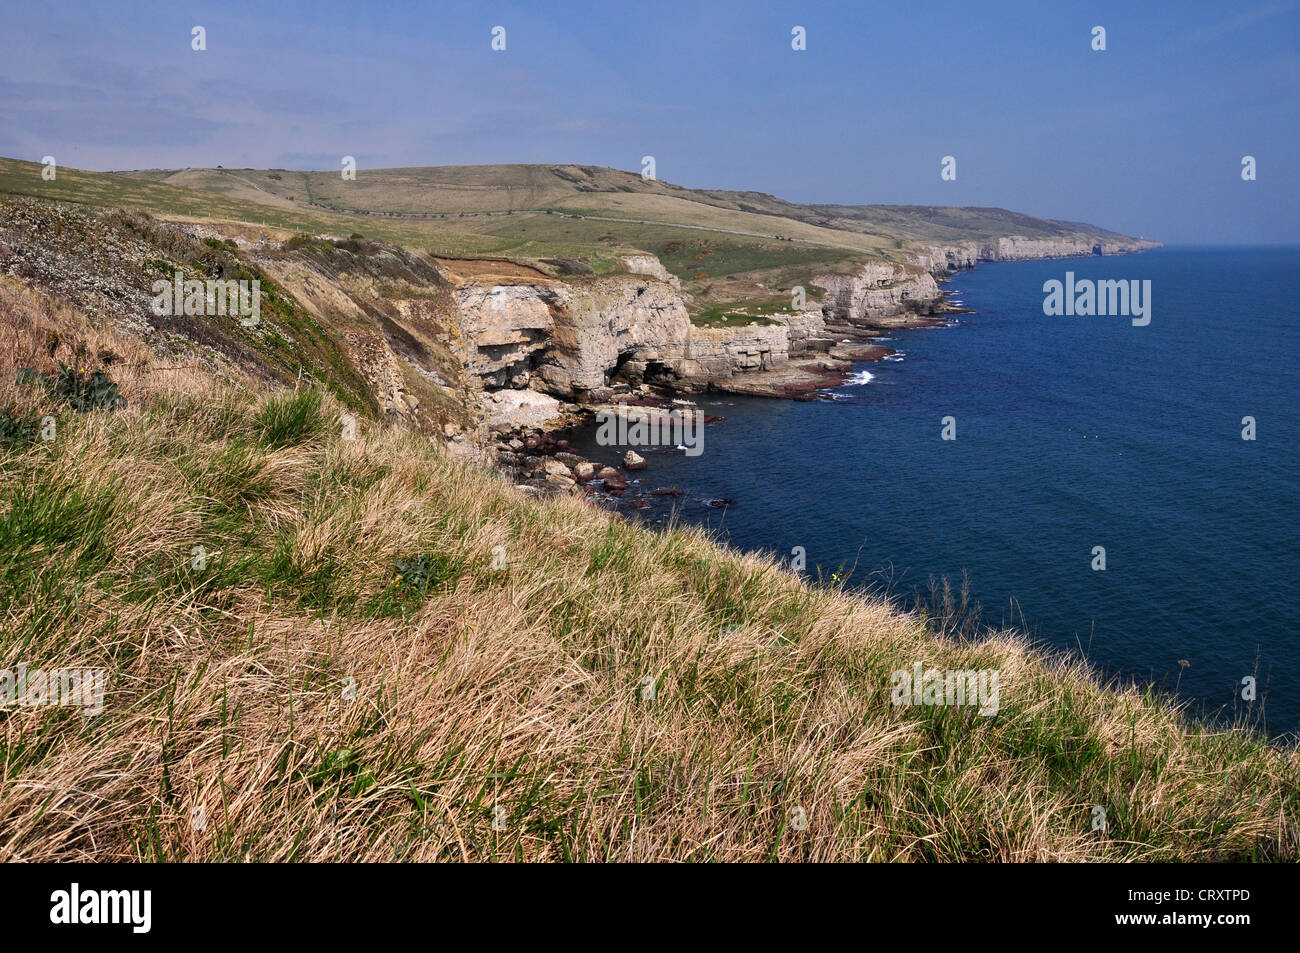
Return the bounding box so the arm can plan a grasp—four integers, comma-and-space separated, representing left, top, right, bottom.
0, 193, 1156, 513
472, 238, 1158, 505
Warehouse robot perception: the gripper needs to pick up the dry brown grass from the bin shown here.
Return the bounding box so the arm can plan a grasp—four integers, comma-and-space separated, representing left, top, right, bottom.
0, 285, 1296, 862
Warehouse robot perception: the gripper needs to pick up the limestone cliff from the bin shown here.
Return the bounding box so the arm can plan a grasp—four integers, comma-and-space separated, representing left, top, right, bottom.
450, 266, 826, 400
769, 310, 833, 356
2, 193, 1161, 446
542, 278, 691, 396
907, 235, 1162, 276
813, 260, 944, 326
455, 280, 564, 389
680, 324, 790, 379
452, 272, 692, 400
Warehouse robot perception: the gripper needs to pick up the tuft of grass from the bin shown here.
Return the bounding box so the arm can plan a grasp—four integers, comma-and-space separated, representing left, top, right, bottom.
255, 388, 325, 448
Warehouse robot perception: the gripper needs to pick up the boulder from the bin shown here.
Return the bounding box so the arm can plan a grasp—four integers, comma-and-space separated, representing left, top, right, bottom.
483, 389, 564, 432
597, 467, 628, 490
623, 450, 647, 470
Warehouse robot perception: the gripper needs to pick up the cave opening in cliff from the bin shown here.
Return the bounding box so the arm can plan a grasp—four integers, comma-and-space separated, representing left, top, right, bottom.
611, 349, 638, 382
644, 360, 672, 383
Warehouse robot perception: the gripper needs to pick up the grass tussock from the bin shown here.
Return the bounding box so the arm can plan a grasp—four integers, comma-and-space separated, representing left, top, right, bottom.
0, 285, 1296, 862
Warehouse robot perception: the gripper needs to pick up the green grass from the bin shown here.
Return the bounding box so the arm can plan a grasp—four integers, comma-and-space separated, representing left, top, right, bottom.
0, 156, 1152, 302
653, 237, 857, 280
691, 306, 782, 328
255, 389, 326, 449
691, 296, 811, 327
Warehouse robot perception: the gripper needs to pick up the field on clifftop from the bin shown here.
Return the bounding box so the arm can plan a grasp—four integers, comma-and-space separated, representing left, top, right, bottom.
0, 264, 1297, 861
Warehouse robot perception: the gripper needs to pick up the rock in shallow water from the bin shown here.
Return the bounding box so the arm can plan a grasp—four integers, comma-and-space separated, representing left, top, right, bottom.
597, 466, 628, 490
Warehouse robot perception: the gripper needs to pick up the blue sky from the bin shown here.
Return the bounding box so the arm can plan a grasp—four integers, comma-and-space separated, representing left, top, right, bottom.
2, 0, 1297, 242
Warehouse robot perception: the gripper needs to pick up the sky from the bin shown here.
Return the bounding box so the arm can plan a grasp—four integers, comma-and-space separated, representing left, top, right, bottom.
1, 0, 1297, 243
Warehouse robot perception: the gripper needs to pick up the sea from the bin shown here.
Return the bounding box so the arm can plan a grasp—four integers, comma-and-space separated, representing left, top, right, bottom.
561, 247, 1300, 737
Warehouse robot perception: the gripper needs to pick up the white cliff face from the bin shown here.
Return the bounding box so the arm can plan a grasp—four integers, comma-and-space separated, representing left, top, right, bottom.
456, 281, 562, 388
907, 243, 982, 273
537, 278, 691, 396
455, 275, 691, 399
992, 236, 1158, 260
451, 233, 1159, 429
907, 236, 1162, 276
769, 309, 830, 355
814, 260, 943, 325
681, 324, 790, 378
453, 269, 812, 407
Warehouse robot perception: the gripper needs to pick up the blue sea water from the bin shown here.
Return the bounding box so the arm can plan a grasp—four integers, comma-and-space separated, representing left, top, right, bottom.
567, 247, 1300, 737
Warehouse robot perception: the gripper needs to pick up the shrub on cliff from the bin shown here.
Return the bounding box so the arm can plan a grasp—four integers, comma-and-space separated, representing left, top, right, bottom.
16, 363, 126, 413
0, 407, 38, 448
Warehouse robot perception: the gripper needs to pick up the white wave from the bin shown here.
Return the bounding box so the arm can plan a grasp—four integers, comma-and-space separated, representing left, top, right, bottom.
844, 369, 875, 386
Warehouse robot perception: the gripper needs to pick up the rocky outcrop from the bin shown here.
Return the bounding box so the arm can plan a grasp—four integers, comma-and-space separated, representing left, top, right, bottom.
456, 281, 564, 389
483, 387, 565, 432
768, 309, 832, 355
907, 243, 981, 274
451, 231, 1161, 430
814, 260, 943, 326
454, 275, 693, 399
619, 254, 681, 289
537, 278, 691, 397
681, 324, 789, 379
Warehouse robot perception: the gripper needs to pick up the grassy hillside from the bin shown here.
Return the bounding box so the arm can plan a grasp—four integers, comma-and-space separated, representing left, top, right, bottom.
106, 160, 1160, 299
0, 277, 1295, 861
123, 163, 754, 216
120, 162, 1143, 245
0, 158, 637, 270
3, 155, 1156, 324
